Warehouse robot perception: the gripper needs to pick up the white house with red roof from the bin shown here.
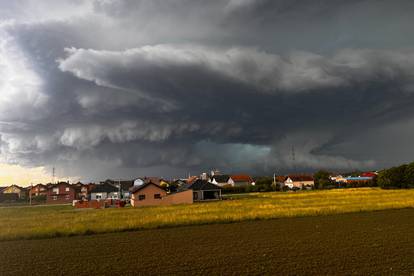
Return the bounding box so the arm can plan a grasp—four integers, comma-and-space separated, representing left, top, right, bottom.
228, 175, 254, 187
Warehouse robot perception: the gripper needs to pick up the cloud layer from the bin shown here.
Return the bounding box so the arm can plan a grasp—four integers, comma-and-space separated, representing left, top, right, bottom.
1, 0, 414, 181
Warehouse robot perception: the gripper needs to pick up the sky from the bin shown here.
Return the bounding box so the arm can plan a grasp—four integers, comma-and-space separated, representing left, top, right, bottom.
1, 0, 414, 185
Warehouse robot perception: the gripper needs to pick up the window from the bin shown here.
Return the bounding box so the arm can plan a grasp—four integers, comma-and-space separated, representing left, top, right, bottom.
65, 187, 70, 192
138, 195, 146, 201
53, 188, 59, 194
95, 194, 102, 200
154, 194, 161, 199
53, 196, 57, 201
65, 195, 70, 200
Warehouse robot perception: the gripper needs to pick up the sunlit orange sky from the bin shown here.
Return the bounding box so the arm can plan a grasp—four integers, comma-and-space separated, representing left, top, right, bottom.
0, 163, 75, 187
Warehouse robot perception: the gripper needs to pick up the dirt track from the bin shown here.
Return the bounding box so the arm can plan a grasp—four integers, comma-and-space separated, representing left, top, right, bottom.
1, 208, 414, 275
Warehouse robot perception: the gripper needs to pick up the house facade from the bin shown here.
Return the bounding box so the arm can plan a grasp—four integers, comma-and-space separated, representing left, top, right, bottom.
1, 185, 27, 199
100, 179, 133, 199
130, 181, 193, 207
46, 182, 76, 204
90, 182, 119, 200
29, 184, 48, 197
228, 175, 254, 187
72, 183, 96, 200
284, 175, 314, 189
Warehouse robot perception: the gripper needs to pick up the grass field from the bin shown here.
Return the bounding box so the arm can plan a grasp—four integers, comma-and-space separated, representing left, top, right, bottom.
1, 188, 414, 241
1, 208, 414, 275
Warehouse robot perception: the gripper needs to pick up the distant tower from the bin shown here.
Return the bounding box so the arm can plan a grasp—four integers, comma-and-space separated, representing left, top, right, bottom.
291, 145, 297, 173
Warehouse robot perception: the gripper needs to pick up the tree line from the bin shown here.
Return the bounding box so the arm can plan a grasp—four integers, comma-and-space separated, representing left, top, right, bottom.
377, 162, 414, 189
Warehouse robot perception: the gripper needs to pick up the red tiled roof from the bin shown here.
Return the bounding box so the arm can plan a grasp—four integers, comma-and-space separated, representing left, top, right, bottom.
230, 175, 253, 183
276, 176, 287, 182
361, 172, 377, 178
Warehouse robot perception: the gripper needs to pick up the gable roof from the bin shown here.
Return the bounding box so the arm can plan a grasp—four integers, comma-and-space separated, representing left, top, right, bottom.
33, 184, 46, 188
287, 175, 314, 182
102, 179, 134, 190
2, 185, 25, 192
188, 179, 222, 191
211, 175, 230, 183
91, 182, 118, 193
129, 181, 164, 194
230, 175, 253, 183
186, 176, 198, 185
276, 176, 287, 182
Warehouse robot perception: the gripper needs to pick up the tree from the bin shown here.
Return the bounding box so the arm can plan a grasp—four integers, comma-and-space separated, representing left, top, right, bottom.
377, 165, 407, 189
313, 170, 331, 189
254, 176, 274, 191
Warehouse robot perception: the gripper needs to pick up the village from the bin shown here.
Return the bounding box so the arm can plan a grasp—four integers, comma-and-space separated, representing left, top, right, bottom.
0, 169, 378, 208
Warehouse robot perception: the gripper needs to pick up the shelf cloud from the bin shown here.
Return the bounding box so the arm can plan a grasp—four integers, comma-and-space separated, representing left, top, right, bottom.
1, 0, 414, 181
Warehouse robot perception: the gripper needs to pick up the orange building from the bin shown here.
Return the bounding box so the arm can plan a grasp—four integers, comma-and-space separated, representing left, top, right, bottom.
130, 181, 193, 207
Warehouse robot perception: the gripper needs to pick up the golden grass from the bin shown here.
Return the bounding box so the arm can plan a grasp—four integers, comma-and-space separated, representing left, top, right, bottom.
1, 188, 413, 241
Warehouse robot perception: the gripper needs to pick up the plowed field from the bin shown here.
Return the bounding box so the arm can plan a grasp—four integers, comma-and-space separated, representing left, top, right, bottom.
1, 208, 413, 275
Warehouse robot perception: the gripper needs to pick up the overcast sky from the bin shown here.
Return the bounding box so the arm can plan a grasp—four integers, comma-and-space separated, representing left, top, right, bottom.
1, 0, 414, 183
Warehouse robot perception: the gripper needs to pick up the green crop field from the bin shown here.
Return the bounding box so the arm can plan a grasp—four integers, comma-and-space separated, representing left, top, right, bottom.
1, 188, 414, 241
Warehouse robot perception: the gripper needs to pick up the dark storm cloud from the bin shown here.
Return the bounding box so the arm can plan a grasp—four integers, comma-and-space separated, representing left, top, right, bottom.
1, 0, 414, 181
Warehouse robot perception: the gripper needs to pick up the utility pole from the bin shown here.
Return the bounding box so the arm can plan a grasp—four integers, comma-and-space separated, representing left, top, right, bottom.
118, 179, 121, 200
29, 182, 32, 206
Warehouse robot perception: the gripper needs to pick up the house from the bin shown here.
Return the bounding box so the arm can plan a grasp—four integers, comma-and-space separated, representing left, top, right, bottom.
29, 184, 48, 197
284, 175, 314, 189
90, 182, 119, 200
209, 175, 230, 186
72, 182, 96, 200
130, 181, 193, 207
1, 185, 28, 199
228, 175, 254, 187
100, 179, 133, 199
46, 182, 76, 204
186, 179, 222, 201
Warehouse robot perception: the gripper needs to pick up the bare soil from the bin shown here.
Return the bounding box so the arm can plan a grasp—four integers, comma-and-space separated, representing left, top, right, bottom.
1, 208, 413, 275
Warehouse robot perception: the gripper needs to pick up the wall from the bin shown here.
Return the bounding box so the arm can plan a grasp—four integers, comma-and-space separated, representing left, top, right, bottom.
163, 190, 193, 205
292, 181, 314, 188
46, 184, 76, 204
131, 184, 167, 207
131, 185, 193, 207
